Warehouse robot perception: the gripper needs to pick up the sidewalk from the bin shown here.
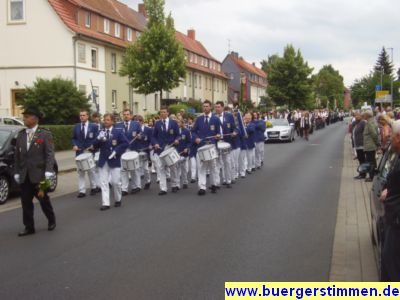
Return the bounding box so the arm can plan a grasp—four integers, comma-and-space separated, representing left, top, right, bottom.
329, 134, 379, 281
55, 150, 76, 173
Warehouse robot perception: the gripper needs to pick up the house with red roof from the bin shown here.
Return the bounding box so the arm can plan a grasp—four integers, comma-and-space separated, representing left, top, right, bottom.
0, 0, 227, 117
222, 52, 267, 106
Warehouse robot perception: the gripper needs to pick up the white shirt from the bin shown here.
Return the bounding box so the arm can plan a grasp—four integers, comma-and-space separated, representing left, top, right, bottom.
161, 118, 169, 131
26, 125, 39, 150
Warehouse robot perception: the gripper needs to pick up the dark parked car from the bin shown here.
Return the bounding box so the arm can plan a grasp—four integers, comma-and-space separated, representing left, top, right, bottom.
0, 125, 58, 204
370, 147, 399, 277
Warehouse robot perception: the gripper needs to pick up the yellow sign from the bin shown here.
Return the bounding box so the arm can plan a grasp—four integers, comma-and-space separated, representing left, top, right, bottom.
376, 90, 389, 98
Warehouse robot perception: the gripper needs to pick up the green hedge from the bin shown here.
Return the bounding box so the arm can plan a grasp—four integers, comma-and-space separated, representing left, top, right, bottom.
43, 125, 74, 151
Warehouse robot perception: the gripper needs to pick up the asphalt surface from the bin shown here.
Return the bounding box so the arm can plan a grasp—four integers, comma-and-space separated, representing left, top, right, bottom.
0, 121, 346, 300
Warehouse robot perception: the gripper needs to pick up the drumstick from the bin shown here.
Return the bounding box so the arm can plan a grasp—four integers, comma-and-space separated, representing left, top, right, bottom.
128, 133, 142, 145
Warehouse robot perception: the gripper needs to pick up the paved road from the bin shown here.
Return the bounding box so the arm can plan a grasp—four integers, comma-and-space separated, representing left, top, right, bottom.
0, 121, 346, 300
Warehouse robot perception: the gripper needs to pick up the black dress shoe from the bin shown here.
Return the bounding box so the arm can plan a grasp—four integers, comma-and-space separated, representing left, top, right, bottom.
222, 182, 227, 186
48, 223, 56, 231
18, 229, 35, 237
158, 191, 167, 196
183, 184, 188, 189
100, 205, 110, 211
226, 184, 232, 189
241, 175, 246, 179
365, 178, 373, 182
131, 188, 141, 194
211, 185, 218, 194
114, 202, 122, 207
198, 189, 206, 196
90, 189, 97, 196
144, 183, 151, 190
95, 187, 101, 193
354, 175, 366, 180
172, 187, 178, 193
231, 180, 236, 184
77, 193, 86, 198
190, 179, 196, 183
122, 191, 129, 196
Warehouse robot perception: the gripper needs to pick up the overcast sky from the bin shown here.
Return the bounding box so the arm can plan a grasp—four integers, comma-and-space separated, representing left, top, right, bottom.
122, 0, 399, 86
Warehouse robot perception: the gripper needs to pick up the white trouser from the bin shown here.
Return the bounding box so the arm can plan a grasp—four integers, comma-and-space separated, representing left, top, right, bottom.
130, 169, 142, 190
77, 168, 97, 194
190, 156, 197, 180
177, 157, 189, 187
255, 142, 264, 168
246, 148, 256, 171
154, 154, 179, 191
196, 155, 220, 190
231, 148, 240, 180
99, 163, 122, 206
94, 167, 101, 187
219, 152, 232, 184
141, 158, 151, 185
239, 150, 248, 177
150, 150, 159, 178
121, 168, 132, 192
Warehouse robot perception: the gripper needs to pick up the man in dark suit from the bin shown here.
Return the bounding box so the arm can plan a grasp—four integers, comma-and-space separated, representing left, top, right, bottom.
191, 100, 222, 195
72, 110, 100, 198
14, 107, 56, 236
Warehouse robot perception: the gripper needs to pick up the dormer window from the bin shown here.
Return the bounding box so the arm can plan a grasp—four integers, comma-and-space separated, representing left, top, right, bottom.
127, 28, 133, 42
85, 12, 91, 28
115, 23, 121, 37
8, 0, 25, 23
104, 18, 110, 34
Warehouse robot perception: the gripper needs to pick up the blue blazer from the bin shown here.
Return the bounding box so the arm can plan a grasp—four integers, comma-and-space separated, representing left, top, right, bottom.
243, 122, 256, 149
72, 122, 99, 156
138, 126, 153, 153
214, 112, 239, 146
191, 114, 222, 148
254, 119, 266, 143
93, 127, 129, 168
176, 127, 191, 155
115, 121, 142, 151
152, 119, 180, 155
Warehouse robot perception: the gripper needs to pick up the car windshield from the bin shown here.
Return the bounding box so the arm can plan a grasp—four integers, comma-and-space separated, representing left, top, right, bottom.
0, 131, 11, 150
271, 119, 289, 126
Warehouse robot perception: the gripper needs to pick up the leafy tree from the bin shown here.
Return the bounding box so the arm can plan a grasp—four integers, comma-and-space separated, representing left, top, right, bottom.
17, 77, 91, 125
397, 68, 400, 81
261, 45, 313, 110
374, 47, 394, 76
119, 0, 186, 102
312, 65, 345, 109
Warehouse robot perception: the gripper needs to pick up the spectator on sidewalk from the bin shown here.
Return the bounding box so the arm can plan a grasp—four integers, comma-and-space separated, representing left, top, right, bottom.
378, 114, 392, 154
380, 120, 400, 281
352, 112, 367, 179
363, 110, 380, 182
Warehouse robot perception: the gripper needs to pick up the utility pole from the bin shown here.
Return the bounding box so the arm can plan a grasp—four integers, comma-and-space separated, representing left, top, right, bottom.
388, 47, 394, 106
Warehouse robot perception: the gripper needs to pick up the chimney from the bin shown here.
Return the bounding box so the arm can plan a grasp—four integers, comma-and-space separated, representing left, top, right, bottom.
187, 29, 196, 40
252, 62, 256, 66
138, 3, 147, 18
231, 51, 239, 59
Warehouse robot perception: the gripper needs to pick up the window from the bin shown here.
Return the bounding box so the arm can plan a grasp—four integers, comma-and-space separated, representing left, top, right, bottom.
217, 80, 219, 92
194, 74, 197, 88
111, 53, 117, 73
194, 55, 198, 64
112, 90, 117, 109
78, 43, 86, 63
188, 73, 192, 87
127, 28, 133, 42
205, 76, 208, 90
8, 0, 25, 23
189, 53, 193, 63
115, 23, 120, 37
104, 18, 110, 34
91, 48, 98, 69
85, 12, 91, 28
199, 75, 202, 89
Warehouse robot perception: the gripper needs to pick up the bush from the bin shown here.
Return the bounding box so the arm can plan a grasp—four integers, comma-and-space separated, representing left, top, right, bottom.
43, 125, 74, 151
168, 104, 188, 115
187, 99, 203, 112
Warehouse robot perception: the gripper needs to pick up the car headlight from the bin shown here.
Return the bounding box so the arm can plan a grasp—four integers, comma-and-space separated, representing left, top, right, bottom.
281, 130, 289, 134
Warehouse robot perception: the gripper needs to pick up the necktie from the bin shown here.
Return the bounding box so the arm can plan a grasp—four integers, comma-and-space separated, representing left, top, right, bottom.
81, 123, 85, 139
106, 129, 110, 140
124, 122, 129, 133
205, 115, 209, 127
162, 120, 166, 131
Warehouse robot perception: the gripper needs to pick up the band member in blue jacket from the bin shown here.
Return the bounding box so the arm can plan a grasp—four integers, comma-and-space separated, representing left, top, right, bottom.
92, 113, 128, 211
253, 112, 266, 169
176, 119, 191, 190
137, 115, 153, 190
72, 110, 100, 198
151, 106, 180, 195
243, 112, 256, 174
115, 109, 142, 195
214, 101, 238, 188
191, 100, 222, 196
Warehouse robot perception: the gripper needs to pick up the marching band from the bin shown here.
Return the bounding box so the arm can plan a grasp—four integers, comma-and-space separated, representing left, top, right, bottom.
73, 102, 271, 210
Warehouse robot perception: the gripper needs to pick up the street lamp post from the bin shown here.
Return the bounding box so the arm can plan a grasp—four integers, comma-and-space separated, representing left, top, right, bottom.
388, 47, 394, 106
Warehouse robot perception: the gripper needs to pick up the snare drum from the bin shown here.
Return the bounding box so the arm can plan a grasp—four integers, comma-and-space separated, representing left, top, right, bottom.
139, 152, 148, 162
159, 147, 180, 167
75, 153, 96, 171
121, 151, 140, 171
217, 141, 231, 155
198, 144, 218, 162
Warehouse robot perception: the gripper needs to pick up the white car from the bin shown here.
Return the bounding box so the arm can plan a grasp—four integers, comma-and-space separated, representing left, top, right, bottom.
264, 119, 295, 142
0, 116, 24, 126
